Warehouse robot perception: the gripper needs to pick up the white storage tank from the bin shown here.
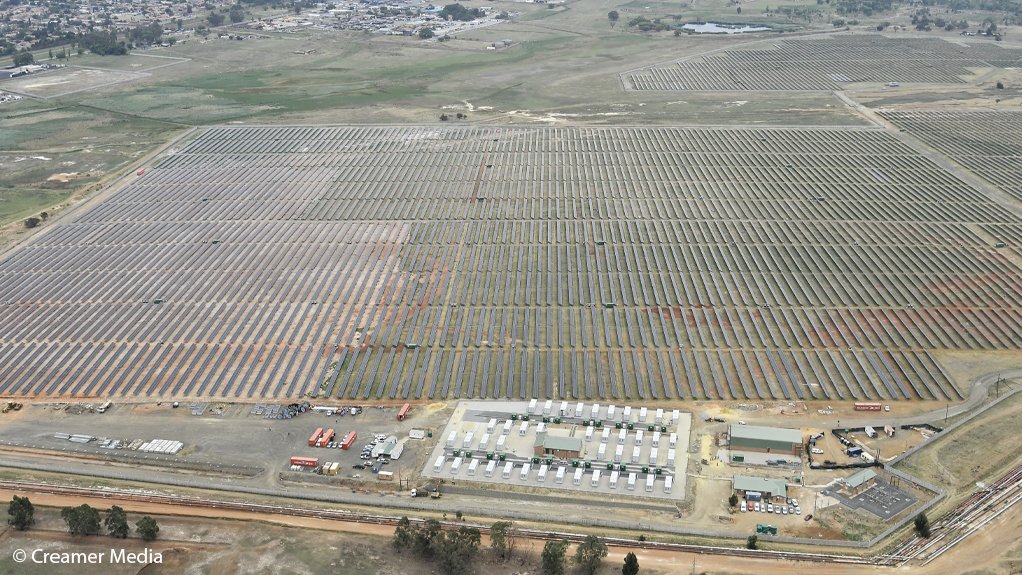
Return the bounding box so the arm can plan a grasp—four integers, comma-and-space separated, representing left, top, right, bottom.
519, 463, 531, 481
463, 431, 474, 449
502, 461, 514, 479
639, 407, 648, 422
528, 398, 538, 414
468, 459, 479, 476
433, 455, 445, 473
649, 447, 659, 465
538, 464, 549, 482
655, 408, 664, 424
623, 406, 632, 422
597, 443, 607, 460
609, 470, 620, 489
627, 472, 637, 490
451, 456, 463, 474
573, 467, 584, 485
496, 435, 507, 452
519, 421, 528, 436
543, 400, 552, 415
485, 460, 497, 477
585, 426, 595, 441
667, 448, 676, 466
635, 429, 644, 445
614, 444, 624, 463
591, 469, 601, 488
555, 466, 566, 484
487, 418, 497, 432
652, 431, 661, 447
502, 419, 513, 435
631, 445, 641, 463
665, 475, 674, 494
446, 431, 457, 448
645, 474, 655, 492
669, 432, 678, 448
479, 433, 490, 449
607, 405, 616, 421
600, 428, 610, 443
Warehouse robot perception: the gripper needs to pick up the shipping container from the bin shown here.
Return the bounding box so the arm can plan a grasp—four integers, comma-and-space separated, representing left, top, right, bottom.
652, 431, 661, 447
537, 464, 549, 482
451, 456, 463, 474
560, 401, 568, 416
468, 459, 479, 475
591, 469, 601, 487
655, 408, 664, 424
609, 470, 620, 489
308, 428, 324, 447
669, 432, 678, 448
487, 418, 497, 432
520, 463, 531, 481
884, 425, 896, 437
618, 428, 627, 444
479, 433, 490, 449
597, 443, 607, 460
519, 421, 528, 436
573, 468, 584, 485
433, 455, 445, 473
463, 431, 474, 449
623, 406, 632, 422
591, 404, 600, 420
672, 409, 680, 423
446, 431, 458, 447
600, 428, 610, 443
632, 445, 641, 463
290, 456, 318, 467
378, 470, 394, 480
397, 403, 411, 421
627, 472, 637, 490
575, 402, 584, 418
864, 426, 877, 439
639, 407, 648, 422
667, 448, 676, 466
847, 446, 863, 457
585, 426, 595, 441
495, 435, 507, 452
614, 444, 624, 463
537, 422, 547, 434
664, 475, 673, 494
528, 399, 538, 414
502, 461, 514, 479
543, 400, 552, 415
555, 466, 566, 484
320, 428, 335, 447
340, 431, 357, 450
607, 405, 617, 421
645, 474, 655, 492
854, 402, 883, 411
409, 429, 425, 440
485, 460, 497, 477
502, 419, 513, 434
635, 429, 644, 445
649, 447, 659, 465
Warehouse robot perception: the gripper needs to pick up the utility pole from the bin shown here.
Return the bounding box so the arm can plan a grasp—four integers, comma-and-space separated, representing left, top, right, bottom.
944, 404, 949, 426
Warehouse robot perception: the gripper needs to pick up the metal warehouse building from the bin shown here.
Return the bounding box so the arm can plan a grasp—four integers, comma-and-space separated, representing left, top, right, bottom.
729, 425, 803, 456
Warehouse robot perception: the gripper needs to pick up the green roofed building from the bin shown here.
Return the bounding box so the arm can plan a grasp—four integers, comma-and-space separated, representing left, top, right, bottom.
729, 425, 803, 456
533, 432, 583, 459
842, 469, 877, 496
732, 475, 789, 501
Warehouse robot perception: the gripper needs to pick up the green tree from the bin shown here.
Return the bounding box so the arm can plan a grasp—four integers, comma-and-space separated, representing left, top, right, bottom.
418, 26, 434, 39
608, 10, 619, 26
623, 551, 639, 575
136, 515, 159, 541
393, 516, 415, 552
729, 494, 739, 508
436, 526, 480, 575
208, 12, 225, 26
61, 505, 101, 536
230, 4, 245, 23
914, 513, 931, 538
746, 534, 758, 549
413, 518, 442, 557
104, 506, 129, 539
7, 496, 35, 531
490, 520, 514, 559
574, 535, 608, 575
13, 50, 34, 66
541, 540, 568, 575
23, 217, 40, 229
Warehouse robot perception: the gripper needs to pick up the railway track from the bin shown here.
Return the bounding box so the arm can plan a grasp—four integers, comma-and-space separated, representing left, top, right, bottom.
0, 479, 869, 565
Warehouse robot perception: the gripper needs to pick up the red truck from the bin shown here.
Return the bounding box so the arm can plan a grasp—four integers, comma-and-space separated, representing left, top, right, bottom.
397, 403, 411, 421
308, 427, 324, 446
340, 431, 357, 450
290, 456, 318, 467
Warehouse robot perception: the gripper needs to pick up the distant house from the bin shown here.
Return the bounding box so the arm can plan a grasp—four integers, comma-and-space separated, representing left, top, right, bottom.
533, 432, 582, 459
842, 469, 877, 496
732, 475, 788, 502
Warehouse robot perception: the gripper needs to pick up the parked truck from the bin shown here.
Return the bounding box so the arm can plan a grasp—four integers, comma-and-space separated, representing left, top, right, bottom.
340, 431, 357, 450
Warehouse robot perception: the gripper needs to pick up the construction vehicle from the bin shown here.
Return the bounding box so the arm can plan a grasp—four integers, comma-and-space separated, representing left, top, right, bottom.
2, 402, 23, 414
410, 479, 444, 498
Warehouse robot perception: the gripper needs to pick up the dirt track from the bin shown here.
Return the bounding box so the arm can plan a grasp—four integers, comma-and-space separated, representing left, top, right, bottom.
2, 488, 1018, 575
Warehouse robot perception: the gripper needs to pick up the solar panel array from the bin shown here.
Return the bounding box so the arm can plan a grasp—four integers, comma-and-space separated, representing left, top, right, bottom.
0, 125, 1019, 401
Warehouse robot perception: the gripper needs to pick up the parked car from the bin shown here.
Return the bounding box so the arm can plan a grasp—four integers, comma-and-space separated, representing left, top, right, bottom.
754, 503, 761, 512
766, 503, 773, 513
804, 514, 813, 522
811, 447, 824, 454
353, 464, 366, 470
740, 502, 747, 512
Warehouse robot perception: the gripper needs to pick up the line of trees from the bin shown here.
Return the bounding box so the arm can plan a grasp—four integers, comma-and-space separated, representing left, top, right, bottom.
8, 497, 159, 541
393, 517, 481, 575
